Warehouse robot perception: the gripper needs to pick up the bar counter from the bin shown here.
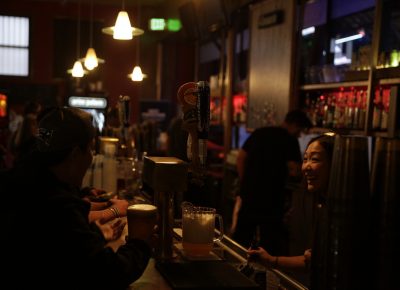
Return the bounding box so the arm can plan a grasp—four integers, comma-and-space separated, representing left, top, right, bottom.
106, 219, 308, 290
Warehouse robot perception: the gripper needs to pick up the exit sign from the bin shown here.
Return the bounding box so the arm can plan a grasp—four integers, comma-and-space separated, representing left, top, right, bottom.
149, 18, 181, 32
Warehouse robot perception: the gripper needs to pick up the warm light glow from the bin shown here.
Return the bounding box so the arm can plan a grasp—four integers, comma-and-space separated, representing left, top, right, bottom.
0, 94, 7, 117
129, 65, 147, 81
84, 47, 98, 70
72, 60, 84, 77
102, 11, 144, 39
113, 11, 133, 40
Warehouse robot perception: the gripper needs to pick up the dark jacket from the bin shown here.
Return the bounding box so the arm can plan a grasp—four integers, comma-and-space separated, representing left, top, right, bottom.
0, 156, 151, 290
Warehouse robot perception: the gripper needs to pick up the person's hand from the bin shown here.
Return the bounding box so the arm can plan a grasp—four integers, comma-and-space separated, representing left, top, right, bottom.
108, 197, 129, 217
95, 219, 126, 242
90, 188, 107, 197
247, 246, 274, 267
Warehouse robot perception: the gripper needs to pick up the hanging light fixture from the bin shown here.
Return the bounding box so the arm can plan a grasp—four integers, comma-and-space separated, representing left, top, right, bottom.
128, 0, 146, 81
130, 65, 146, 81
71, 60, 84, 77
84, 48, 98, 70
67, 0, 86, 77
102, 0, 144, 40
83, 0, 104, 70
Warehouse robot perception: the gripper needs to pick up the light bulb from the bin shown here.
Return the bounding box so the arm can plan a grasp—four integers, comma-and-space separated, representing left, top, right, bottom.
113, 11, 133, 40
84, 48, 99, 70
72, 61, 84, 77
131, 66, 144, 81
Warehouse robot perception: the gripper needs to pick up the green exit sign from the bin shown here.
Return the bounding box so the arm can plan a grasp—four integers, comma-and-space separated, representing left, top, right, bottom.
149, 18, 181, 32
167, 19, 182, 32
149, 18, 166, 31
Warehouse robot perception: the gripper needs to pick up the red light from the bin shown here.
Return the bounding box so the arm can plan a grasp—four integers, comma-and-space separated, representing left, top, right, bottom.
0, 94, 7, 118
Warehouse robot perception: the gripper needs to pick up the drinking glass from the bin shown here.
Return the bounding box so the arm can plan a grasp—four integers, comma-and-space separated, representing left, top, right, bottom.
181, 203, 223, 257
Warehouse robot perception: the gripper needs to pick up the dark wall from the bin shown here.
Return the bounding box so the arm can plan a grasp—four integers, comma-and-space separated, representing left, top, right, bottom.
0, 0, 195, 124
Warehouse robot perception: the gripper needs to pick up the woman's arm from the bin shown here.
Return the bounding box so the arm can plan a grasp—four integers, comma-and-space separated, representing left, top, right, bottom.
229, 195, 242, 235
248, 247, 311, 270
88, 198, 129, 224
89, 201, 110, 211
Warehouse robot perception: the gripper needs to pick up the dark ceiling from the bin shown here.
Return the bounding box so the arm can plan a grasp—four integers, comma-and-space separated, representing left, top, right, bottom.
34, 0, 166, 7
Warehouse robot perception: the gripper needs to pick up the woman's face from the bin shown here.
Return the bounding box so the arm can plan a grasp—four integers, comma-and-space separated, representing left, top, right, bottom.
302, 140, 331, 194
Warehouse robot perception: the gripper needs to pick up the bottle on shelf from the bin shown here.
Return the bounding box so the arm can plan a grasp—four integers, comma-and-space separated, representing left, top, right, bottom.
358, 90, 367, 130
334, 88, 346, 129
352, 88, 360, 130
344, 89, 355, 129
380, 87, 391, 131
304, 93, 316, 126
372, 87, 383, 130
323, 93, 335, 128
316, 94, 325, 128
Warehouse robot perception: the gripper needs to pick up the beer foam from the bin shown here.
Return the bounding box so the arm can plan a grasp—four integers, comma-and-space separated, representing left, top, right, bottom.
128, 204, 157, 216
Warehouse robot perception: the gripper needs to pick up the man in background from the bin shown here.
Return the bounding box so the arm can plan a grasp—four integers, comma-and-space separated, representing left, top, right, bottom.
233, 109, 312, 256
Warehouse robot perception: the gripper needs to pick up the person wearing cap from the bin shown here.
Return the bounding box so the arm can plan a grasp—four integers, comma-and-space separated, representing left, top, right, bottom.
0, 107, 156, 290
232, 109, 313, 257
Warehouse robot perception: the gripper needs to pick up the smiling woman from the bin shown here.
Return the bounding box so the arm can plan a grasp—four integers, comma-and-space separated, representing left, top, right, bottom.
302, 134, 335, 197
246, 134, 335, 287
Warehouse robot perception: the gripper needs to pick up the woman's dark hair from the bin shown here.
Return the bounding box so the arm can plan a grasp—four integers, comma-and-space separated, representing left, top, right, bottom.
307, 134, 335, 162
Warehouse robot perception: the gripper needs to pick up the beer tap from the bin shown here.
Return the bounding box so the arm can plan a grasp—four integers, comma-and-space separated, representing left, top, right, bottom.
118, 95, 133, 156
177, 81, 210, 184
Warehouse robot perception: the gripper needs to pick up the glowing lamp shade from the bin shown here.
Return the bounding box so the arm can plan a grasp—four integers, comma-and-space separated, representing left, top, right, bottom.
72, 61, 84, 77
129, 66, 146, 81
114, 11, 133, 40
84, 48, 98, 70
102, 11, 144, 40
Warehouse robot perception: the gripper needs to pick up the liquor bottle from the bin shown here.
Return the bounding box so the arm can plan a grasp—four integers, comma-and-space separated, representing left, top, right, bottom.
358, 90, 367, 129
304, 93, 316, 126
352, 88, 360, 129
323, 93, 335, 128
310, 97, 318, 127
380, 87, 390, 130
344, 90, 354, 129
334, 88, 345, 128
315, 94, 325, 127
372, 87, 383, 130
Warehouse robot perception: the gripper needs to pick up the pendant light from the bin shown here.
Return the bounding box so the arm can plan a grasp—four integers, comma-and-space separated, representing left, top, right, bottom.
102, 0, 144, 40
130, 66, 146, 81
128, 0, 146, 81
83, 0, 104, 70
67, 0, 86, 77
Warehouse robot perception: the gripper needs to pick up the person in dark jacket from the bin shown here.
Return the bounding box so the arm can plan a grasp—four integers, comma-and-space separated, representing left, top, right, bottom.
0, 107, 155, 290
233, 109, 312, 256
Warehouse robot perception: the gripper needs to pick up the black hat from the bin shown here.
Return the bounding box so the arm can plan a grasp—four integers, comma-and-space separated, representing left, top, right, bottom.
36, 107, 95, 153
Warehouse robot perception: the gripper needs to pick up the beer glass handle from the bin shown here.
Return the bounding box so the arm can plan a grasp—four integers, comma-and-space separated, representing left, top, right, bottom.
213, 214, 224, 242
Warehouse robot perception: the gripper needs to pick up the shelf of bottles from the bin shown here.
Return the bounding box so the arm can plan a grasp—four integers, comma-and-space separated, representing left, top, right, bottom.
301, 85, 392, 133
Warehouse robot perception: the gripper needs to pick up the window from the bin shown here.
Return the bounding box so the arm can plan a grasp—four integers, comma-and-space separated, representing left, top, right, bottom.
0, 15, 30, 76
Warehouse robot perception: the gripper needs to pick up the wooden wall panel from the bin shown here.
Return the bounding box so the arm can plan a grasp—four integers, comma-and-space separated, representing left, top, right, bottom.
247, 0, 297, 130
